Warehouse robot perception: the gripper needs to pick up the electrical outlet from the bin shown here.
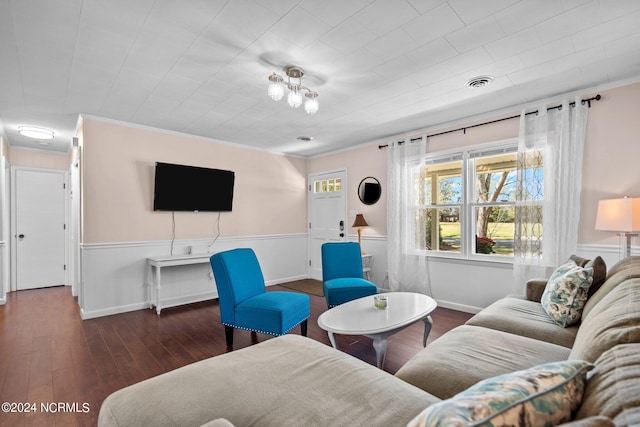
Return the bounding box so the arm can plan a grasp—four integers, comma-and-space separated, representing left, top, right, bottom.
188, 244, 208, 255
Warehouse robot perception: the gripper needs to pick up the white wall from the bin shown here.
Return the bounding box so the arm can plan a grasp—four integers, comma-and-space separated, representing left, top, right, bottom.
76, 118, 310, 318
80, 233, 307, 319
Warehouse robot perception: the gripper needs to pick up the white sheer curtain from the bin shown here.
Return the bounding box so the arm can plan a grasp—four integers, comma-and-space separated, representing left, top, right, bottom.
387, 136, 432, 295
513, 97, 589, 292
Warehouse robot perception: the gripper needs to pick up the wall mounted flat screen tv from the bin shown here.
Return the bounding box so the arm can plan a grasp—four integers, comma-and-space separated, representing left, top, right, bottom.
153, 162, 235, 212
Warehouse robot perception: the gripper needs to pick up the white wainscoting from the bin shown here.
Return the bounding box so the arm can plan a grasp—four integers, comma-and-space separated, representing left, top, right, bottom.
575, 244, 636, 269
78, 232, 630, 320
357, 237, 628, 314
80, 233, 308, 319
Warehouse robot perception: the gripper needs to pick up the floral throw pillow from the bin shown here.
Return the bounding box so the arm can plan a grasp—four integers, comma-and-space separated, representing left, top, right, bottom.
407, 360, 593, 427
541, 261, 593, 327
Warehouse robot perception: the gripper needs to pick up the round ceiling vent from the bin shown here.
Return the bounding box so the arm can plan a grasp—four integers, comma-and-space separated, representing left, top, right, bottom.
297, 136, 313, 142
465, 75, 494, 89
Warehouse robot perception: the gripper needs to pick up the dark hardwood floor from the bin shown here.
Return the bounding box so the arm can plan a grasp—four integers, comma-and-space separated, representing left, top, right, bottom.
0, 285, 473, 426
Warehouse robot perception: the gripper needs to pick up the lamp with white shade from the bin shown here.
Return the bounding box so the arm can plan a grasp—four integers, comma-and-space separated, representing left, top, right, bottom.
595, 196, 640, 258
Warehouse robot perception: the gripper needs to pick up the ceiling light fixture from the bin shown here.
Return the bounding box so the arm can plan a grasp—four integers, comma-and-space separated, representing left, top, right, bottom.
465, 75, 494, 89
18, 125, 55, 140
268, 66, 319, 115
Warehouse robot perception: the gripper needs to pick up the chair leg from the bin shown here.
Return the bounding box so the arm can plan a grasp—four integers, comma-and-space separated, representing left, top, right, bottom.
300, 319, 308, 337
224, 325, 234, 348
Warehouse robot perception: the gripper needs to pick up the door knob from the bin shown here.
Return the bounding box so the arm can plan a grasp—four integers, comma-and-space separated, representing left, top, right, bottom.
18, 234, 25, 238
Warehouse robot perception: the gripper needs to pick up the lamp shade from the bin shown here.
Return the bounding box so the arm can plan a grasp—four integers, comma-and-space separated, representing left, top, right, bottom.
352, 214, 369, 227
595, 197, 640, 232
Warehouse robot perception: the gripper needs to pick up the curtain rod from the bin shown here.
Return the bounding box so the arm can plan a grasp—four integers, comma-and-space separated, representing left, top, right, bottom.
378, 94, 601, 149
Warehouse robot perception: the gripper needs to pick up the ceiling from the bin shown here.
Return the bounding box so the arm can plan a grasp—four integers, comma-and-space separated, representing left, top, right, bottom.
1, 0, 639, 157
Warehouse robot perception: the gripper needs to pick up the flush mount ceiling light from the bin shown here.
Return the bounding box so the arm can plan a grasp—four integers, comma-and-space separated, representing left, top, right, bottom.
18, 125, 55, 140
268, 65, 319, 115
465, 75, 494, 89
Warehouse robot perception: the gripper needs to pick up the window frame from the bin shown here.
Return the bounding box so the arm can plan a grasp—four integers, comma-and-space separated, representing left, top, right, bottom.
417, 138, 520, 263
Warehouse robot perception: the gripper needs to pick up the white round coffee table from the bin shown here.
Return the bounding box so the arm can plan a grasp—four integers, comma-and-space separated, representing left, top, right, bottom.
317, 292, 437, 369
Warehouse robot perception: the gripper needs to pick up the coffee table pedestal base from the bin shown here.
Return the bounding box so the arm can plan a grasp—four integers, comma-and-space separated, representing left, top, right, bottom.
326, 315, 433, 369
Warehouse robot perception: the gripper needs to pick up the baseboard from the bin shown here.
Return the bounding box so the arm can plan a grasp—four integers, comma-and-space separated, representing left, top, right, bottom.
377, 287, 481, 315
81, 302, 150, 320
155, 290, 218, 312
434, 299, 482, 315
266, 274, 309, 286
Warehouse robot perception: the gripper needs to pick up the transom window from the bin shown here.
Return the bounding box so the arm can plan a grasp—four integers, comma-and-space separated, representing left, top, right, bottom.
314, 178, 342, 193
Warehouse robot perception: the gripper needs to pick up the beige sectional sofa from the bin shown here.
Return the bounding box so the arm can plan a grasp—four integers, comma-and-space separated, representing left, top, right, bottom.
98, 256, 640, 427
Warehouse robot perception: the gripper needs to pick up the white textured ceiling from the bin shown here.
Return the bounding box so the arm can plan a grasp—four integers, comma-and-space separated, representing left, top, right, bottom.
1, 0, 639, 157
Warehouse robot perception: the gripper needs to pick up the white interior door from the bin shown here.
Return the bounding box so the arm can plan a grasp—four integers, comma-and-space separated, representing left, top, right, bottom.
308, 170, 347, 280
14, 169, 66, 290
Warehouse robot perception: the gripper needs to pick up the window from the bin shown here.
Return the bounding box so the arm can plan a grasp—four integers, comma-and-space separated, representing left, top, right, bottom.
420, 154, 463, 252
314, 177, 342, 193
415, 140, 543, 260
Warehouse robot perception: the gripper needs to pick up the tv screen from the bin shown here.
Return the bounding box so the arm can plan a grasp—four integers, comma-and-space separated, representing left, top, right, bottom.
363, 182, 381, 204
153, 162, 235, 212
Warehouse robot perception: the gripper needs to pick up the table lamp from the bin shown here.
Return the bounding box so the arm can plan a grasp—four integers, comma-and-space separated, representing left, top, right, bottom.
595, 196, 640, 258
352, 213, 369, 254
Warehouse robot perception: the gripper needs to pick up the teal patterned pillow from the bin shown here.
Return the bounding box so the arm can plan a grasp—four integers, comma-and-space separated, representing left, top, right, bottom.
407, 360, 593, 427
541, 262, 593, 327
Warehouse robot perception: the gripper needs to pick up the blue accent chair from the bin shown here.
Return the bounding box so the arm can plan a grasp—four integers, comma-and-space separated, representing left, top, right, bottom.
322, 242, 378, 308
210, 248, 310, 347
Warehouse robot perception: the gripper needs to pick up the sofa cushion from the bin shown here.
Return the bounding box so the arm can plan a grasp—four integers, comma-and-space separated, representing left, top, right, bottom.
568, 255, 606, 298
541, 262, 593, 327
575, 343, 640, 427
558, 416, 615, 426
466, 297, 578, 348
98, 335, 438, 427
569, 277, 640, 363
407, 360, 592, 427
583, 256, 606, 298
525, 256, 606, 303
581, 259, 640, 321
604, 255, 640, 278
395, 325, 571, 399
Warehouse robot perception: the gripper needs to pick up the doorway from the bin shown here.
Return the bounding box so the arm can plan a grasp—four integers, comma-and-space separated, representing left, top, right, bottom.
308, 169, 347, 280
11, 168, 67, 290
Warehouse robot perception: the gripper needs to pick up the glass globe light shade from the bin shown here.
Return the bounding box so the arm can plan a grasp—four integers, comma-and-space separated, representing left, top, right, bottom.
268, 83, 284, 101
304, 98, 319, 114
287, 90, 302, 108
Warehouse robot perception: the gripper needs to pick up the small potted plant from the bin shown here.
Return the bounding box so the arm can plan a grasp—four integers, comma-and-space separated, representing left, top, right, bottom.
476, 236, 496, 254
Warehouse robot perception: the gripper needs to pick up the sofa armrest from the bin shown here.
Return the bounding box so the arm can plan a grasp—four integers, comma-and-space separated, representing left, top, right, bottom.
526, 279, 548, 302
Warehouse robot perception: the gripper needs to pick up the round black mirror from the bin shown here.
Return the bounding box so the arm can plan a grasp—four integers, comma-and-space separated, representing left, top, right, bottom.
358, 177, 381, 205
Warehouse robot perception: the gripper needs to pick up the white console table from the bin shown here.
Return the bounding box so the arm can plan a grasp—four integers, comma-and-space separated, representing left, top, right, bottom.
147, 253, 213, 315
362, 254, 373, 281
